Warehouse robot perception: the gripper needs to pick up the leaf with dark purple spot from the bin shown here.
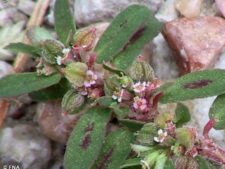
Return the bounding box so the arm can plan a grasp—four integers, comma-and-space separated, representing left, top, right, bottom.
209, 94, 225, 130
160, 69, 225, 103
95, 5, 161, 68
93, 129, 134, 169
64, 107, 112, 169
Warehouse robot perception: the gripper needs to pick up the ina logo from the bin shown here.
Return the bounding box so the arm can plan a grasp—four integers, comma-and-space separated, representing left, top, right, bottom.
1, 157, 23, 169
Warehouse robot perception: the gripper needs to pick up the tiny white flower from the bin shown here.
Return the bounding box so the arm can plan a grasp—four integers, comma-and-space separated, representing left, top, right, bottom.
62, 48, 70, 54
133, 81, 147, 93
56, 56, 62, 65
154, 129, 168, 143
112, 89, 124, 103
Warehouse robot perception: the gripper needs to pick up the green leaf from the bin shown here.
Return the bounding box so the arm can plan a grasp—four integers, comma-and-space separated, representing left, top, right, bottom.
160, 69, 225, 103
154, 153, 167, 169
54, 0, 76, 46
30, 78, 70, 102
5, 42, 41, 57
64, 107, 112, 169
196, 156, 216, 169
119, 119, 145, 132
174, 103, 191, 127
209, 94, 225, 130
95, 96, 115, 107
95, 5, 161, 65
109, 102, 130, 119
27, 27, 54, 44
136, 123, 158, 146
0, 73, 61, 97
120, 158, 141, 169
112, 18, 161, 70
93, 129, 134, 169
165, 160, 175, 169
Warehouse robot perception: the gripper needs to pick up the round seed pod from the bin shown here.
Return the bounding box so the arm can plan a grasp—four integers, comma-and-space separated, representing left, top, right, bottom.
64, 62, 88, 88
62, 89, 85, 114
128, 61, 155, 82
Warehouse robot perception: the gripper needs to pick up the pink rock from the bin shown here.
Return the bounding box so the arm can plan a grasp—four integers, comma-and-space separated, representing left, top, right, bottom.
37, 100, 82, 144
162, 16, 225, 74
216, 0, 225, 18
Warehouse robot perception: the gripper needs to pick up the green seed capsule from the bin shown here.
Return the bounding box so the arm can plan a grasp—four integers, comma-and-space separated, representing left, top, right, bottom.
128, 61, 155, 82
62, 89, 85, 114
64, 62, 88, 88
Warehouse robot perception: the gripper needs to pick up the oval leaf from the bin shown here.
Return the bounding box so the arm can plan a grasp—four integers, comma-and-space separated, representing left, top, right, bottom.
174, 103, 191, 127
27, 26, 54, 44
120, 158, 141, 169
160, 69, 225, 103
30, 78, 70, 102
54, 0, 76, 46
209, 94, 225, 130
93, 129, 134, 169
119, 119, 145, 132
5, 42, 41, 57
0, 73, 61, 97
112, 16, 161, 70
64, 107, 112, 169
95, 5, 161, 64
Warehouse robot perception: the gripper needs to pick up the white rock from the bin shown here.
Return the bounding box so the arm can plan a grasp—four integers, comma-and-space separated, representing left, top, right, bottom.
151, 33, 179, 80
0, 124, 51, 169
74, 0, 163, 26
155, 0, 179, 22
200, 0, 218, 16
175, 0, 203, 18
17, 0, 35, 16
0, 61, 14, 79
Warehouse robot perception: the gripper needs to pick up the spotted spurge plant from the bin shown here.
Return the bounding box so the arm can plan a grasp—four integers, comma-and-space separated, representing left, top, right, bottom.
1, 0, 225, 168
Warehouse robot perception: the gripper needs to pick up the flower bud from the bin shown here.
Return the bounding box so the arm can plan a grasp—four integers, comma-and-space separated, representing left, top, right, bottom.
104, 75, 121, 96
175, 128, 196, 148
154, 112, 174, 128
128, 61, 155, 82
62, 90, 85, 114
41, 40, 64, 64
64, 62, 88, 88
73, 27, 96, 51
120, 76, 133, 88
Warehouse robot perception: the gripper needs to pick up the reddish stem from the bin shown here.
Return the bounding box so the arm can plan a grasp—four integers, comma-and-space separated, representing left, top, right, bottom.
152, 93, 163, 110
203, 119, 215, 139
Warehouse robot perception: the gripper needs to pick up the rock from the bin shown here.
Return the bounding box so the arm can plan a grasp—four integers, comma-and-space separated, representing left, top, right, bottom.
151, 33, 179, 80
155, 0, 178, 22
37, 100, 81, 144
216, 0, 225, 18
200, 0, 218, 17
0, 61, 14, 79
0, 124, 51, 169
162, 16, 225, 74
17, 0, 35, 16
175, 0, 202, 18
74, 0, 163, 26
